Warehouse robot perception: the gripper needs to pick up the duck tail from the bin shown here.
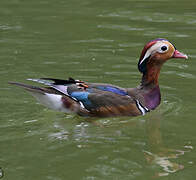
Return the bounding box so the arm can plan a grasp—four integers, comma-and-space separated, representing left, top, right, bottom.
8, 81, 90, 115
8, 81, 46, 94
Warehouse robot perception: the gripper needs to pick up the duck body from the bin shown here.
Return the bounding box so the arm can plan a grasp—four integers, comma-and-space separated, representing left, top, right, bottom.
10, 79, 144, 117
10, 38, 188, 117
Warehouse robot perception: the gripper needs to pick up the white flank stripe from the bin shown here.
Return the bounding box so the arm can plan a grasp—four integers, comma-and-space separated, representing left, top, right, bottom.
79, 101, 85, 109
136, 100, 149, 116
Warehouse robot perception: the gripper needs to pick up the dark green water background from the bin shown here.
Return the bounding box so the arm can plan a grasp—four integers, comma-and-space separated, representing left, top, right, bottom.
0, 0, 196, 179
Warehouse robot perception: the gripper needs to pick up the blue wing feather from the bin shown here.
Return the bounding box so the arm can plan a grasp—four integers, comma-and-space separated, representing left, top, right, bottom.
95, 86, 128, 96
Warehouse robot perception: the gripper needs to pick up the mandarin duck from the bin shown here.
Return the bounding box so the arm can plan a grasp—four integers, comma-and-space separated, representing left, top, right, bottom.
10, 38, 188, 117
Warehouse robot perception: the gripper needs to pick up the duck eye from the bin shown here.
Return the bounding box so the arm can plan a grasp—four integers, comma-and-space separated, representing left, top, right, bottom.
161, 46, 167, 51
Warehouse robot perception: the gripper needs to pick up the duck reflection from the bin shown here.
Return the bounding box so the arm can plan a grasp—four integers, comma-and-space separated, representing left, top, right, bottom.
144, 113, 186, 177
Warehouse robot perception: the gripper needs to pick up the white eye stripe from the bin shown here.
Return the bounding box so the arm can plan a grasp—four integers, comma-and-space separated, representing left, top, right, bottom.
139, 50, 152, 65
139, 41, 169, 65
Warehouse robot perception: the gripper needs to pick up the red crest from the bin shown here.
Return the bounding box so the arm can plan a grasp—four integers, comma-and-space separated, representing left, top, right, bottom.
139, 41, 157, 62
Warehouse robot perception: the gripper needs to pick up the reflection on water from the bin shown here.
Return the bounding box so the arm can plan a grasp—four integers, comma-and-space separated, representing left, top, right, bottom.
145, 114, 186, 177
144, 150, 184, 177
0, 167, 4, 179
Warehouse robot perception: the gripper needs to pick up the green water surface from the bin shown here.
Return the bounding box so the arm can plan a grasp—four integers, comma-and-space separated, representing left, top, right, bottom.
0, 0, 196, 179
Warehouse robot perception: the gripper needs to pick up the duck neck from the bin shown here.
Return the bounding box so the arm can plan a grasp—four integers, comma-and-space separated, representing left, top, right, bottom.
141, 65, 161, 86
139, 65, 162, 110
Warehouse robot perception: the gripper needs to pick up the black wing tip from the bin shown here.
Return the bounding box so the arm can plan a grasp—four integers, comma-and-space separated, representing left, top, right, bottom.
40, 78, 59, 81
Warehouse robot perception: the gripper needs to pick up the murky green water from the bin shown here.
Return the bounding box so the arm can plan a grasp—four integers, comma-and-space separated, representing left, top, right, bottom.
1, 0, 196, 179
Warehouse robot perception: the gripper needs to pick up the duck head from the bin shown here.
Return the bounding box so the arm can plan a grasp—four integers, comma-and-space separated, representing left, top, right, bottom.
138, 38, 188, 85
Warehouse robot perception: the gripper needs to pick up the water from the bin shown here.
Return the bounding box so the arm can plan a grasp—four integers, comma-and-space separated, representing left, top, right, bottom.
0, 0, 196, 179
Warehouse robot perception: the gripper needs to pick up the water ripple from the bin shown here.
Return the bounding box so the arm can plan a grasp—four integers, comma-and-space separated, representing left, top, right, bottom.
72, 38, 114, 43
159, 95, 183, 116
177, 72, 196, 79
144, 31, 190, 38
163, 71, 196, 79
97, 24, 144, 31
98, 10, 133, 18
0, 24, 21, 31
